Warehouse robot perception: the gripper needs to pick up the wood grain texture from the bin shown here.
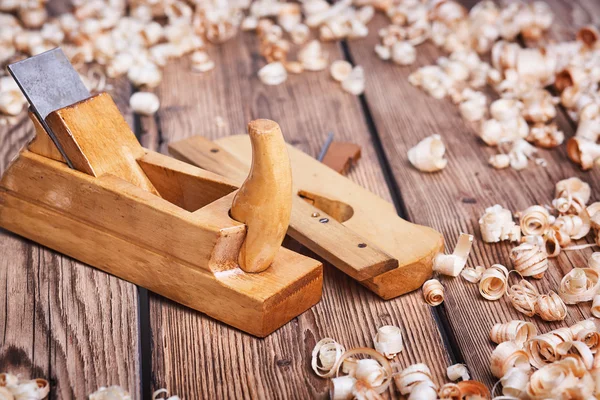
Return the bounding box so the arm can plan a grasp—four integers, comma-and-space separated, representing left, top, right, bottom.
0, 75, 141, 397
345, 8, 600, 387
149, 30, 450, 398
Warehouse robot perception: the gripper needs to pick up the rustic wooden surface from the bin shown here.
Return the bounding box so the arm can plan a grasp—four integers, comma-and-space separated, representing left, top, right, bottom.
0, 0, 599, 398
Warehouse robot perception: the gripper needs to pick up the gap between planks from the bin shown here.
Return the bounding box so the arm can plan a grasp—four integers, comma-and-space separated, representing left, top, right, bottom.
339, 36, 467, 367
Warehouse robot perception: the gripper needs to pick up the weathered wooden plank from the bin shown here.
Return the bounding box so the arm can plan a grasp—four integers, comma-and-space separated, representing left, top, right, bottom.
345, 8, 600, 387
0, 75, 141, 397
149, 31, 450, 398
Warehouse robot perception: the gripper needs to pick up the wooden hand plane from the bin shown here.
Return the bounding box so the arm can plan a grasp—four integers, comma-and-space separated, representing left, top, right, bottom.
0, 49, 322, 337
170, 135, 445, 300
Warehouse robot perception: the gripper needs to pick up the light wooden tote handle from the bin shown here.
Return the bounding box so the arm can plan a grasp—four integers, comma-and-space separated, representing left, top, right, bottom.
230, 119, 293, 273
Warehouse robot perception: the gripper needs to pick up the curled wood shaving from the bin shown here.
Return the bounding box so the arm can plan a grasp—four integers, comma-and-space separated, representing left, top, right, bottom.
479, 205, 520, 243
517, 205, 554, 236
479, 264, 509, 301
352, 380, 385, 400
407, 134, 448, 172
438, 382, 461, 399
570, 319, 597, 337
393, 363, 436, 396
408, 381, 437, 400
575, 329, 600, 354
534, 291, 567, 321
592, 295, 600, 318
461, 265, 485, 283
490, 341, 530, 379
373, 325, 403, 359
258, 61, 288, 85
355, 359, 387, 388
422, 279, 444, 306
543, 226, 567, 258
330, 60, 353, 82
312, 338, 346, 378
558, 268, 600, 304
525, 327, 574, 369
152, 388, 181, 400
333, 348, 392, 395
446, 363, 470, 381
499, 367, 530, 398
526, 357, 594, 399
456, 380, 490, 398
0, 373, 49, 400
433, 233, 474, 277
553, 177, 590, 214
510, 242, 548, 278
490, 320, 537, 346
556, 341, 594, 369
506, 277, 539, 317
330, 376, 356, 400
554, 211, 591, 240
129, 91, 160, 116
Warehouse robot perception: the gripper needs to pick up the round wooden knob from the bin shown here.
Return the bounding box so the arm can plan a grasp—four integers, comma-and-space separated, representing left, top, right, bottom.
230, 119, 293, 273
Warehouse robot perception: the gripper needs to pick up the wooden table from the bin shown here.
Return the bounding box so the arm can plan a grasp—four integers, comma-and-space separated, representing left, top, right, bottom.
1, 0, 599, 398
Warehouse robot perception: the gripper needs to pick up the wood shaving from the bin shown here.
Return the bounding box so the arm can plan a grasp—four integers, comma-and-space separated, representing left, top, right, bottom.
438, 382, 461, 399
152, 388, 181, 400
422, 278, 444, 306
330, 376, 356, 400
312, 338, 346, 378
461, 265, 485, 283
433, 233, 474, 277
554, 177, 591, 214
575, 328, 600, 354
373, 325, 403, 359
556, 341, 594, 369
534, 291, 567, 322
517, 205, 554, 236
490, 341, 529, 379
499, 367, 530, 398
456, 380, 490, 398
341, 65, 365, 96
558, 267, 600, 305
0, 373, 49, 400
490, 320, 537, 346
446, 363, 470, 381
393, 363, 436, 396
258, 62, 288, 85
554, 211, 591, 240
479, 205, 520, 243
506, 278, 538, 317
525, 327, 574, 369
391, 41, 416, 66
510, 242, 548, 278
526, 357, 594, 399
333, 348, 393, 396
590, 252, 600, 270
330, 60, 353, 82
479, 264, 508, 301
592, 295, 600, 318
408, 134, 448, 172
489, 153, 510, 169
191, 51, 215, 73
129, 91, 160, 116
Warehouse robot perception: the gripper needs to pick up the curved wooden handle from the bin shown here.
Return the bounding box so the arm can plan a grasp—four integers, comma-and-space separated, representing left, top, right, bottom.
230, 119, 293, 273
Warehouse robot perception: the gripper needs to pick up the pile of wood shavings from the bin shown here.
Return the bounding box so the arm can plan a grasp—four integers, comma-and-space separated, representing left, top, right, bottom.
311, 326, 491, 399
489, 318, 600, 398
